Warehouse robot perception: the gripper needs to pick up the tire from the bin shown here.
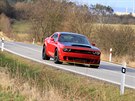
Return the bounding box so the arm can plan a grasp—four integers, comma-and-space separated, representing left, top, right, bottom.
90, 65, 99, 68
54, 49, 62, 64
42, 45, 50, 60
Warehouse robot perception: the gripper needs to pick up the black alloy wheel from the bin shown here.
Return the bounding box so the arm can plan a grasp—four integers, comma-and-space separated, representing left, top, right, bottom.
42, 45, 50, 60
54, 49, 62, 64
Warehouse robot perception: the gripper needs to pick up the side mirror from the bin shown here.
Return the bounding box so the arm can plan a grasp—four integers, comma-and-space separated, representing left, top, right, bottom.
92, 43, 96, 46
50, 38, 54, 42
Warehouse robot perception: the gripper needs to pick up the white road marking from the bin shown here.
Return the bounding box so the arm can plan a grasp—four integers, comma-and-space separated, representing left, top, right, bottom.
6, 42, 41, 53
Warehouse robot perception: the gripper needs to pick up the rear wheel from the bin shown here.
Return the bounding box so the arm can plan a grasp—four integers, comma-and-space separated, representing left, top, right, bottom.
42, 45, 50, 60
54, 49, 62, 64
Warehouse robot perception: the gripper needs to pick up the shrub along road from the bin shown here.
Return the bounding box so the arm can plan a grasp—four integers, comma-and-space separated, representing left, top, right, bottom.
0, 40, 135, 89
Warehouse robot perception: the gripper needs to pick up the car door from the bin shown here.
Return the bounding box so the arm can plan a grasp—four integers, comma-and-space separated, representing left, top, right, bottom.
48, 33, 58, 57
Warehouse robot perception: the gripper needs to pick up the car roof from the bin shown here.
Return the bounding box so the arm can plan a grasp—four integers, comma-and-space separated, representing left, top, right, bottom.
56, 32, 85, 37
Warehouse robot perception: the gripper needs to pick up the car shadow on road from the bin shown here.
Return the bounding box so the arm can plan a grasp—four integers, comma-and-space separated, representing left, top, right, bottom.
63, 63, 99, 69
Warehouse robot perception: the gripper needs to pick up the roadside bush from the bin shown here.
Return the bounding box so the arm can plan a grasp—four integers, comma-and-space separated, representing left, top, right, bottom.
0, 13, 12, 36
95, 25, 135, 59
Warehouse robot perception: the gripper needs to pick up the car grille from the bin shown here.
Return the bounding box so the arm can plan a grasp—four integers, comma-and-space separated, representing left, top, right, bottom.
64, 57, 100, 64
69, 49, 100, 56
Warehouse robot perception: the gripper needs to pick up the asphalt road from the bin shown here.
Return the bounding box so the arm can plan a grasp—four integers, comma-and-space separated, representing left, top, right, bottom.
0, 40, 135, 89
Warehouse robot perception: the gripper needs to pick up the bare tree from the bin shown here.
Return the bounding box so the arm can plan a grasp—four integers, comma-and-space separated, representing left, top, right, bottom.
26, 0, 96, 42
64, 4, 95, 38
27, 0, 65, 42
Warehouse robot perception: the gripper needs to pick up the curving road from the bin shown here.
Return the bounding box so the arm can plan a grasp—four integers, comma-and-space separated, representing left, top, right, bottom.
0, 40, 135, 89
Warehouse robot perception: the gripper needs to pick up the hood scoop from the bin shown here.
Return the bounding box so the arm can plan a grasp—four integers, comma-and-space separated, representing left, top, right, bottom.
72, 44, 91, 48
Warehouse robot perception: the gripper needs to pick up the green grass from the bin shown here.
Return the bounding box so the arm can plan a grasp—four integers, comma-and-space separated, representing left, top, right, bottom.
12, 20, 31, 34
0, 51, 135, 100
0, 92, 24, 101
0, 87, 25, 101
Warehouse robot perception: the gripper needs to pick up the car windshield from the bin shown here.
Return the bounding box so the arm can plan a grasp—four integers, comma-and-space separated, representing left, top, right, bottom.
59, 34, 90, 45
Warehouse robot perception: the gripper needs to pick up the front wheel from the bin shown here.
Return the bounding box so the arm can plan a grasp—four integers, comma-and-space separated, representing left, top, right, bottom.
42, 45, 50, 60
90, 65, 99, 68
54, 49, 62, 64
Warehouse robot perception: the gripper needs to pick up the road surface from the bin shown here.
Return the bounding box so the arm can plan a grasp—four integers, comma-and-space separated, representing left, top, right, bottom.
0, 40, 135, 89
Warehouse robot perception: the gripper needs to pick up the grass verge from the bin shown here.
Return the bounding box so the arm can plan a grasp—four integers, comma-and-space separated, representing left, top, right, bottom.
0, 68, 25, 101
0, 51, 135, 101
0, 87, 24, 101
0, 90, 24, 101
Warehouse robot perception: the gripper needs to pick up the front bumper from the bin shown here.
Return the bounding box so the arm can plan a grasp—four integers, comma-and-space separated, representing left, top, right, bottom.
59, 51, 100, 65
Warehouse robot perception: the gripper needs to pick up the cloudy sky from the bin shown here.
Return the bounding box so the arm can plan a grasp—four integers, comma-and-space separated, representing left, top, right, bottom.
70, 0, 135, 13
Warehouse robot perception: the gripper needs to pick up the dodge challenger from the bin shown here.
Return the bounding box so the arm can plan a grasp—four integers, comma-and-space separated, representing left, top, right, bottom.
42, 32, 101, 68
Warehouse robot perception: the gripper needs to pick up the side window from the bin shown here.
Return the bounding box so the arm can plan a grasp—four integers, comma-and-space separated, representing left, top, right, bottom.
52, 33, 58, 41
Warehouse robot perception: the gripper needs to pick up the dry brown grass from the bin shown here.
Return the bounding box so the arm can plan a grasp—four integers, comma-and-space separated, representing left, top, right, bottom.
0, 67, 66, 101
0, 31, 11, 41
14, 33, 32, 42
101, 53, 135, 68
93, 23, 135, 31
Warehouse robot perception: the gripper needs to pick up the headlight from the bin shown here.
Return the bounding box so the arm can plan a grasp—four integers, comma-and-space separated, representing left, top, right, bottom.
93, 51, 100, 56
63, 48, 71, 52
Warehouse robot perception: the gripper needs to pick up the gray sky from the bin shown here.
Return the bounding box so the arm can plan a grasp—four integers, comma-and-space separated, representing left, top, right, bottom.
70, 0, 135, 13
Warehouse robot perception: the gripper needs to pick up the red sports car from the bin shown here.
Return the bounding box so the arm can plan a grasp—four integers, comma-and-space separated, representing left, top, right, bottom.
42, 32, 101, 68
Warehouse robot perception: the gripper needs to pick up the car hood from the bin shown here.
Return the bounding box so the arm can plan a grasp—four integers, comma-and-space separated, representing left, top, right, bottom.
60, 42, 100, 51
